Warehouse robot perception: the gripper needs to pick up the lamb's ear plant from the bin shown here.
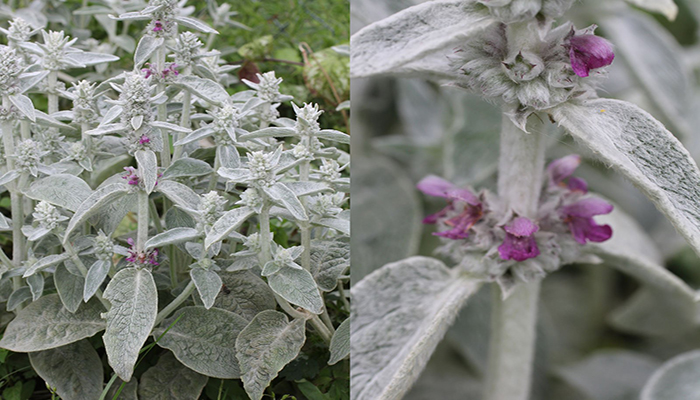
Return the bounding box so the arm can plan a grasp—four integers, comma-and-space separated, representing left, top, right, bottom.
0, 1, 350, 399
350, 1, 700, 399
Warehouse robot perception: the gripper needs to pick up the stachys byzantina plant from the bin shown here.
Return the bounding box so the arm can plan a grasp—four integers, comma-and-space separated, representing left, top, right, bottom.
0, 1, 350, 399
350, 1, 700, 399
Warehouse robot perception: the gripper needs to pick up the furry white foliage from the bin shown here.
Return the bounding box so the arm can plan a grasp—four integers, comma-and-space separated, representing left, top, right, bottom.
350, 256, 481, 400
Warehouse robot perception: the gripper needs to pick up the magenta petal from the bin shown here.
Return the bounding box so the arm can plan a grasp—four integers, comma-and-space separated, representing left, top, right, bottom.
562, 198, 613, 218
498, 234, 540, 261
569, 34, 614, 77
568, 216, 612, 244
434, 227, 470, 240
567, 177, 588, 193
498, 217, 540, 262
445, 188, 480, 205
416, 175, 456, 198
547, 154, 581, 184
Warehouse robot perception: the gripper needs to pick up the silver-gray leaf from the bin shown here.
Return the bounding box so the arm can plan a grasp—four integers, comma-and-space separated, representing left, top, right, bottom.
236, 310, 306, 400
329, 317, 350, 365
0, 294, 105, 352
29, 340, 104, 400
138, 352, 208, 400
154, 306, 248, 379
351, 0, 493, 79
552, 99, 700, 259
267, 267, 324, 314
310, 239, 349, 292
55, 263, 85, 313
213, 271, 277, 321
190, 267, 222, 309
83, 260, 110, 302
204, 207, 255, 249
23, 174, 93, 212
103, 267, 158, 381
135, 150, 158, 194
134, 35, 164, 68
146, 227, 201, 249
351, 256, 481, 400
64, 184, 130, 242
641, 350, 700, 400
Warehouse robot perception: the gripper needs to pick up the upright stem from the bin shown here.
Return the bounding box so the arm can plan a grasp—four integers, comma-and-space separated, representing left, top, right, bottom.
299, 161, 311, 271
156, 44, 171, 168
137, 190, 149, 252
483, 115, 545, 400
3, 96, 23, 294
172, 71, 192, 161
47, 71, 58, 115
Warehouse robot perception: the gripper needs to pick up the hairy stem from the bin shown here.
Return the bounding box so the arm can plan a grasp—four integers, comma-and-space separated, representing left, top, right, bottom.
156, 44, 171, 168
137, 190, 149, 252
2, 96, 23, 295
155, 280, 195, 325
47, 71, 58, 115
172, 72, 192, 161
64, 241, 110, 310
483, 115, 545, 400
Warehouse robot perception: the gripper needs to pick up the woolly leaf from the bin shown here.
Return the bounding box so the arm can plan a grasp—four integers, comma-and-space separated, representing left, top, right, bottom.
351, 256, 481, 400
103, 267, 157, 381
29, 340, 104, 400
236, 310, 306, 400
154, 306, 248, 379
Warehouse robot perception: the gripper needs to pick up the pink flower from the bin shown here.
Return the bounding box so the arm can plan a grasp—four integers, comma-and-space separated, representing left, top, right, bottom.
125, 237, 159, 266
547, 154, 588, 193
122, 167, 140, 185
153, 20, 164, 32
560, 198, 613, 244
139, 135, 150, 145
417, 175, 483, 240
568, 33, 614, 78
498, 217, 540, 262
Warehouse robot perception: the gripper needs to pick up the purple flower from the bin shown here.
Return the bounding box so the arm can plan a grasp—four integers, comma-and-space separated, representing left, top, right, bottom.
125, 237, 159, 266
560, 198, 613, 244
498, 217, 540, 262
568, 33, 615, 78
163, 63, 179, 77
153, 20, 164, 32
417, 175, 483, 239
122, 167, 140, 185
139, 135, 151, 145
547, 154, 588, 193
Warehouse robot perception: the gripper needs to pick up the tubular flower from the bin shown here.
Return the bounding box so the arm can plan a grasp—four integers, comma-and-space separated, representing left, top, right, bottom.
498, 217, 540, 261
125, 238, 159, 266
560, 198, 613, 244
417, 175, 483, 239
567, 31, 615, 78
545, 155, 613, 243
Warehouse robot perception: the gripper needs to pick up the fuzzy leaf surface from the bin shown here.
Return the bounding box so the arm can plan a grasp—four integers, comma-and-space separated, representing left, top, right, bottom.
155, 306, 248, 379
213, 271, 277, 321
29, 340, 103, 400
138, 352, 208, 399
641, 350, 700, 400
103, 267, 158, 381
351, 256, 481, 400
267, 267, 324, 314
0, 294, 104, 352
236, 310, 306, 400
350, 0, 493, 79
553, 99, 700, 259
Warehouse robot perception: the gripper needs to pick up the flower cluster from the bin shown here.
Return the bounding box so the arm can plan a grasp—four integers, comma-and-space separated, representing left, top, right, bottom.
451, 23, 614, 128
125, 237, 159, 267
122, 166, 161, 188
93, 231, 115, 261
0, 46, 24, 94
142, 62, 179, 81
419, 155, 612, 288
32, 201, 66, 231
197, 191, 227, 232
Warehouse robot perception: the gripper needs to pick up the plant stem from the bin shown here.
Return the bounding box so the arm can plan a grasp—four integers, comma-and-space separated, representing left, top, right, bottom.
64, 241, 110, 310
48, 71, 58, 115
299, 161, 311, 271
155, 280, 195, 325
2, 96, 23, 295
155, 44, 171, 169
483, 115, 545, 400
137, 190, 149, 252
172, 71, 192, 161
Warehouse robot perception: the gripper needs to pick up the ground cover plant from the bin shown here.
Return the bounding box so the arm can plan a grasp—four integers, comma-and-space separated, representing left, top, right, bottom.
351, 0, 700, 399
0, 0, 350, 399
